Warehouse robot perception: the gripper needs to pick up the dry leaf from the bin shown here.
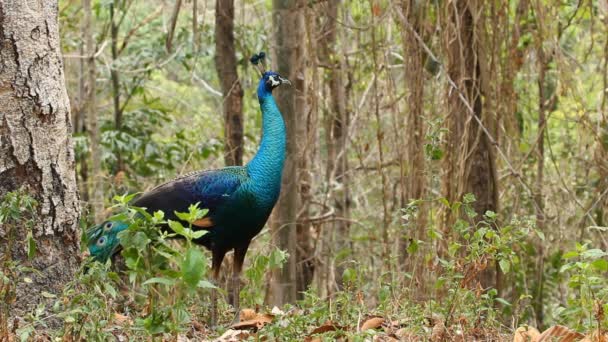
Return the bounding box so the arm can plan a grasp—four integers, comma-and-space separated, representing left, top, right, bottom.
536, 325, 584, 342
309, 320, 342, 335
113, 313, 132, 325
395, 328, 418, 340
360, 316, 385, 331
372, 335, 399, 342
579, 330, 608, 342
213, 329, 250, 342
239, 308, 257, 322
303, 338, 322, 342
191, 320, 205, 332
430, 321, 447, 341
513, 326, 541, 342
231, 313, 274, 331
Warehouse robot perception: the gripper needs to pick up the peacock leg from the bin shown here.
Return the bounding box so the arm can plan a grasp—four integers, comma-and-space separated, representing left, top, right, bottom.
210, 249, 226, 328
229, 242, 249, 324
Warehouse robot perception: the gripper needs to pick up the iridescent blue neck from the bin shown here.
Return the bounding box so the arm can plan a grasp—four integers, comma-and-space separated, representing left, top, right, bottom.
246, 82, 286, 193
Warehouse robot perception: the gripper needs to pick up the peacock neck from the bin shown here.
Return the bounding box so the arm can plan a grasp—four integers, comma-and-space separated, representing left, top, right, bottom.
246, 93, 286, 191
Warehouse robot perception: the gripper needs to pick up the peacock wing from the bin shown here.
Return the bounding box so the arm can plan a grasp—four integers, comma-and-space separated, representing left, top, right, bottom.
133, 167, 249, 228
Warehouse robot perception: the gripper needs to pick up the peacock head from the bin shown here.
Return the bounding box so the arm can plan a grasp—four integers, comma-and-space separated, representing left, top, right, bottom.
86, 220, 129, 262
251, 52, 291, 97
262, 71, 291, 91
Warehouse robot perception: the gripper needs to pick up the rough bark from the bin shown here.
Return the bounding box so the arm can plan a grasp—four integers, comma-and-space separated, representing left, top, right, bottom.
214, 0, 244, 166
84, 0, 104, 222
295, 5, 313, 298
109, 2, 123, 172
0, 0, 81, 318
269, 0, 304, 305
399, 0, 427, 270
318, 0, 350, 292
442, 0, 498, 282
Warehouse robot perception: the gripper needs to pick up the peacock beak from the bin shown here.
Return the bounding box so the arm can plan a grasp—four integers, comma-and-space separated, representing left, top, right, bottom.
278, 75, 291, 86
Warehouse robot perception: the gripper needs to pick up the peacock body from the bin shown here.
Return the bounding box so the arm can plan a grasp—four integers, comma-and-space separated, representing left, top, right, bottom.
87, 63, 290, 320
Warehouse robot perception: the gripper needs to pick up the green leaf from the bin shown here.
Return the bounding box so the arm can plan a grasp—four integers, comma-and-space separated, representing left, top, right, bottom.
174, 211, 191, 222
26, 231, 36, 259
463, 193, 476, 203
197, 280, 216, 289
181, 248, 205, 289
581, 249, 607, 259
562, 251, 579, 259
591, 259, 608, 271
168, 220, 186, 236
406, 239, 419, 254
499, 259, 511, 274
153, 210, 165, 222
192, 230, 207, 239
143, 277, 176, 286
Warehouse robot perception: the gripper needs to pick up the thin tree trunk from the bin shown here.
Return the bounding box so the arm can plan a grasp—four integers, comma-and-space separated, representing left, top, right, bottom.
0, 0, 81, 317
318, 0, 351, 293
533, 6, 549, 326
214, 0, 244, 166
399, 0, 427, 272
84, 0, 103, 222
76, 19, 89, 204
166, 0, 182, 53
269, 0, 304, 305
295, 4, 313, 298
109, 2, 123, 173
442, 0, 498, 283
370, 0, 391, 273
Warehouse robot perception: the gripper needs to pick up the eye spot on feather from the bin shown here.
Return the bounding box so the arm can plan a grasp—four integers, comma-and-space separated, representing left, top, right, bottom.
97, 236, 107, 246
104, 222, 113, 231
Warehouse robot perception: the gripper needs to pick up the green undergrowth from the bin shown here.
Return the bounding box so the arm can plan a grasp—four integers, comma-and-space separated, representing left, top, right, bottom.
1, 192, 607, 340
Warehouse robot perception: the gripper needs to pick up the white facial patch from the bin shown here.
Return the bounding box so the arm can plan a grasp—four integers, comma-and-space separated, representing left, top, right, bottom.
268, 75, 280, 87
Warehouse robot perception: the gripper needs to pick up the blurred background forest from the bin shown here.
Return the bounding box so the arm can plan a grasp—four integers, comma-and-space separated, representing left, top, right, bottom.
16, 0, 608, 338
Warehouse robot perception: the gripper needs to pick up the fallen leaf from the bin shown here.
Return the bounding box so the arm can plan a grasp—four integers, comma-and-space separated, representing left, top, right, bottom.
360, 316, 385, 331
513, 326, 541, 342
395, 328, 418, 340
309, 320, 342, 335
191, 320, 205, 332
430, 321, 446, 341
213, 329, 250, 342
113, 313, 132, 325
231, 312, 274, 331
372, 335, 399, 341
579, 330, 608, 342
239, 308, 257, 322
303, 338, 322, 342
536, 325, 584, 342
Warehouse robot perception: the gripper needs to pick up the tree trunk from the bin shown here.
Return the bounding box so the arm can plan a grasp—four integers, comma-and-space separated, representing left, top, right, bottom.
318, 0, 351, 293
109, 2, 123, 173
269, 0, 304, 305
214, 0, 244, 166
0, 0, 81, 318
84, 0, 104, 222
399, 0, 427, 272
442, 0, 498, 284
295, 5, 313, 298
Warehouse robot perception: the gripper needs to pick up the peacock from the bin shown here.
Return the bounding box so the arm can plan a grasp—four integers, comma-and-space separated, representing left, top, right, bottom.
86, 52, 289, 323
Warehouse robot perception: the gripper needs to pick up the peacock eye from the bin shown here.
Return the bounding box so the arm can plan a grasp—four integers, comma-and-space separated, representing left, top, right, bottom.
104, 222, 113, 231
97, 236, 106, 246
